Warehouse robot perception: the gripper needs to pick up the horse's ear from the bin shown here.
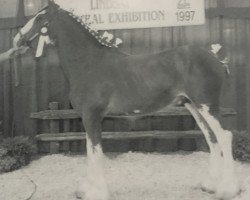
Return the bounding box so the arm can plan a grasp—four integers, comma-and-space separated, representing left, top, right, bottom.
47, 0, 59, 15
48, 0, 55, 6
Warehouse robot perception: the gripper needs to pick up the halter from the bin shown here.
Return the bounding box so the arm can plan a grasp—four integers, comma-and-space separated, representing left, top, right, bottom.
15, 8, 54, 58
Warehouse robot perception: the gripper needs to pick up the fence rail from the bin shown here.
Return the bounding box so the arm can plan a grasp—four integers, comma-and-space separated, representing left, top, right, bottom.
31, 102, 235, 153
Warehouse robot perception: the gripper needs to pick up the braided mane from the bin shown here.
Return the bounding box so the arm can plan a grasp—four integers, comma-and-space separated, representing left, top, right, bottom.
53, 0, 123, 48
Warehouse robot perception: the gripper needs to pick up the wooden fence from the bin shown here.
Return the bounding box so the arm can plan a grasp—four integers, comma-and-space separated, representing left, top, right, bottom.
31, 102, 236, 153
0, 0, 250, 138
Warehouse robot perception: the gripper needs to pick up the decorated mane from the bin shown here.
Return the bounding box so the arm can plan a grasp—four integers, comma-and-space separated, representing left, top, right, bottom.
53, 0, 123, 48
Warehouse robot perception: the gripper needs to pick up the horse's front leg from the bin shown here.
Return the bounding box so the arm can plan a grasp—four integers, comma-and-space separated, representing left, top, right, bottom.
76, 110, 109, 200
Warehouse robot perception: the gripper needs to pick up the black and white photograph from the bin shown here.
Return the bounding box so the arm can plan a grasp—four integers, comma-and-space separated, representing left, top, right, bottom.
0, 0, 250, 200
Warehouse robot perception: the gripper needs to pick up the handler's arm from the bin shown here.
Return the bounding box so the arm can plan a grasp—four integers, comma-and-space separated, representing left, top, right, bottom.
0, 50, 12, 63
0, 47, 28, 63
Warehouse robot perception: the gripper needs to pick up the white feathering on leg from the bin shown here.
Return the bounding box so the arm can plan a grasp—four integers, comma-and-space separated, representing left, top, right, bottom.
184, 103, 223, 193
76, 135, 109, 200
199, 105, 240, 200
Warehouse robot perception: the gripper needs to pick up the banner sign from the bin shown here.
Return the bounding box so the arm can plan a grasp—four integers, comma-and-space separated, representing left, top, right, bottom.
73, 0, 205, 30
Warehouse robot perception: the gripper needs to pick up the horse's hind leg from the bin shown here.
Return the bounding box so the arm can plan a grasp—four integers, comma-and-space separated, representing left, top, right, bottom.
181, 99, 223, 193
197, 105, 240, 200
179, 96, 240, 200
76, 110, 109, 200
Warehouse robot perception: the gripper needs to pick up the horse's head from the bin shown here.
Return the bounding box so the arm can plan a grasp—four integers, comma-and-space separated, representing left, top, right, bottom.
14, 0, 124, 58
13, 6, 55, 58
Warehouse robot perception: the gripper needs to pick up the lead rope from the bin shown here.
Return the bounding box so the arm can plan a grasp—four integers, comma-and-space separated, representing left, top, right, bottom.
13, 31, 23, 87
13, 0, 26, 87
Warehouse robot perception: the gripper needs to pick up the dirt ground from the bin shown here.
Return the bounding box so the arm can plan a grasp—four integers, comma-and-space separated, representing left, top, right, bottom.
0, 151, 249, 200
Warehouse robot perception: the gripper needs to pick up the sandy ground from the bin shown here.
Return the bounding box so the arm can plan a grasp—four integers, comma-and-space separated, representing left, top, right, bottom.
0, 152, 250, 200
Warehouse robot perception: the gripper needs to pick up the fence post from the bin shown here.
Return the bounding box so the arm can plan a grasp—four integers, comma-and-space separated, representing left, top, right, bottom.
49, 102, 60, 153
71, 119, 79, 152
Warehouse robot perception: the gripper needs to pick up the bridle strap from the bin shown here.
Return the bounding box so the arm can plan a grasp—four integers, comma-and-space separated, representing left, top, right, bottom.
18, 30, 23, 37
29, 32, 39, 42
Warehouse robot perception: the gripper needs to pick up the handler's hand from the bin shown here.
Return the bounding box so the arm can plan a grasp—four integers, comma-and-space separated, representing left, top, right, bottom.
8, 46, 29, 58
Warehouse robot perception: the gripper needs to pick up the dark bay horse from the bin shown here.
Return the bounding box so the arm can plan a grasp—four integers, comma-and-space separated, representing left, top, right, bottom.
13, 1, 240, 199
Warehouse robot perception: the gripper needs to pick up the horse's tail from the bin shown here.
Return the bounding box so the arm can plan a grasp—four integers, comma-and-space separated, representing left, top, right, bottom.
184, 45, 230, 110
210, 44, 230, 76
209, 44, 232, 98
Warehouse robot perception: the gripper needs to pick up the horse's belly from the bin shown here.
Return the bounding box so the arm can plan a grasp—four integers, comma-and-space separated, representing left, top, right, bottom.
106, 89, 176, 116
105, 61, 182, 116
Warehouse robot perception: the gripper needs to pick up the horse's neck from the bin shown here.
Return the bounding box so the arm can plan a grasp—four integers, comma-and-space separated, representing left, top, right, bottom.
52, 11, 107, 79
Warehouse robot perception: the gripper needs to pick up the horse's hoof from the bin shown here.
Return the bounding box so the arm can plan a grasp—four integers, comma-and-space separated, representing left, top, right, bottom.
199, 178, 216, 194
215, 177, 241, 200
75, 189, 85, 199
216, 186, 241, 200
75, 182, 109, 200
216, 188, 241, 200
201, 187, 215, 194
75, 190, 109, 200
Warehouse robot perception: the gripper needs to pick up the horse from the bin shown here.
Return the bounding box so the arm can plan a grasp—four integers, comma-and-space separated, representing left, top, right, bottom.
13, 1, 240, 199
